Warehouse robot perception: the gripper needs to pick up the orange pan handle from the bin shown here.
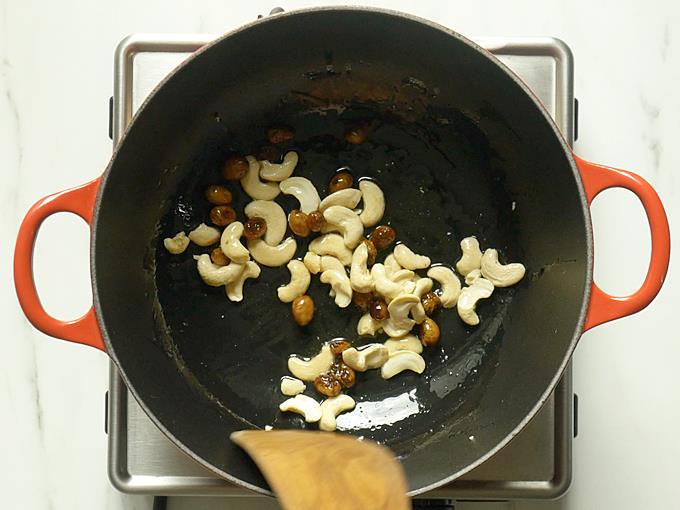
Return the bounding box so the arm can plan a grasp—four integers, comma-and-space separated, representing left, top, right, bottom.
14, 178, 105, 351
574, 154, 670, 331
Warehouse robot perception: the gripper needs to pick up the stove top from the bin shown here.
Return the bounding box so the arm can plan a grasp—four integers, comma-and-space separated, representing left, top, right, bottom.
107, 33, 575, 500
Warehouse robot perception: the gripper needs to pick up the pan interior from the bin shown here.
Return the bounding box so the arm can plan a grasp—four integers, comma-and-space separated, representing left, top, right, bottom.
93, 8, 589, 494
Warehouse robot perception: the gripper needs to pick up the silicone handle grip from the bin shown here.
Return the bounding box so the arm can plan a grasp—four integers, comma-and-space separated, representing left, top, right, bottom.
574, 155, 670, 331
14, 178, 105, 351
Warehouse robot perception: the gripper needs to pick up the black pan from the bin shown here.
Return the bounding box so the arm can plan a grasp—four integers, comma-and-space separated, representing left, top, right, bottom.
14, 7, 669, 495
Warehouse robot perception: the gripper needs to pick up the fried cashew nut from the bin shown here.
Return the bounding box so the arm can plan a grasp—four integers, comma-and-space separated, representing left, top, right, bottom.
220, 221, 250, 264
319, 188, 362, 211
383, 334, 423, 355
342, 344, 389, 372
279, 394, 322, 423
457, 277, 494, 326
163, 231, 189, 254
381, 351, 426, 379
280, 176, 320, 214
358, 180, 385, 227
288, 344, 334, 381
244, 200, 286, 246
308, 233, 353, 266
456, 236, 483, 276
247, 237, 297, 267
259, 151, 298, 182
195, 254, 245, 287
319, 394, 356, 432
241, 156, 280, 200
323, 205, 364, 249
280, 376, 306, 396
188, 223, 221, 246
393, 243, 431, 270
350, 242, 374, 293
226, 261, 260, 302
480, 249, 526, 287
278, 260, 311, 303
427, 266, 461, 308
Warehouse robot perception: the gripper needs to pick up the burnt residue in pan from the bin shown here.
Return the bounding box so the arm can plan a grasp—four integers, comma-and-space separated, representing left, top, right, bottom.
154, 102, 521, 445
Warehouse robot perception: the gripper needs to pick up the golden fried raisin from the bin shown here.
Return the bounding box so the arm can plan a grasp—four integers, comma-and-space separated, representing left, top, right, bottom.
291, 295, 315, 326
369, 298, 389, 321
204, 185, 232, 205
421, 292, 442, 316
362, 239, 377, 265
288, 209, 311, 237
345, 122, 371, 145
369, 225, 396, 251
328, 169, 354, 194
329, 362, 356, 389
419, 318, 441, 347
352, 292, 373, 312
243, 217, 267, 240
313, 373, 342, 397
222, 156, 249, 181
210, 205, 237, 227
329, 339, 352, 356
210, 247, 230, 266
267, 126, 295, 144
306, 210, 326, 232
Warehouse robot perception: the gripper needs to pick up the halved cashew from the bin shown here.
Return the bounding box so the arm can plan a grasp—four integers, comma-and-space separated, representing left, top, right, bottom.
323, 206, 364, 249
280, 376, 306, 396
387, 294, 419, 331
277, 260, 311, 303
427, 266, 461, 308
358, 180, 385, 227
259, 151, 298, 182
371, 264, 405, 302
393, 243, 431, 270
308, 233, 353, 266
383, 334, 423, 355
357, 313, 383, 336
303, 251, 322, 274
480, 249, 526, 287
220, 222, 250, 264
456, 236, 483, 276
226, 261, 260, 302
350, 243, 374, 293
319, 394, 356, 432
279, 394, 322, 423
381, 351, 426, 379
390, 269, 416, 284
410, 278, 434, 323
320, 269, 352, 308
320, 255, 345, 273
247, 237, 297, 267
163, 231, 189, 254
241, 156, 280, 200
188, 223, 221, 246
288, 344, 334, 381
381, 317, 413, 338
195, 254, 245, 287
244, 200, 286, 246
465, 268, 482, 285
319, 188, 362, 211
457, 278, 494, 326
342, 344, 389, 372
280, 176, 320, 214
384, 253, 402, 275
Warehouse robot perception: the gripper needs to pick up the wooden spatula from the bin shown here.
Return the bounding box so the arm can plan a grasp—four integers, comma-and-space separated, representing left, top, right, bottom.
231, 430, 410, 510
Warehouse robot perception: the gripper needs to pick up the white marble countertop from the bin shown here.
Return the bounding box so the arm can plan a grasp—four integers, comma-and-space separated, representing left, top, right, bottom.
1, 1, 678, 509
